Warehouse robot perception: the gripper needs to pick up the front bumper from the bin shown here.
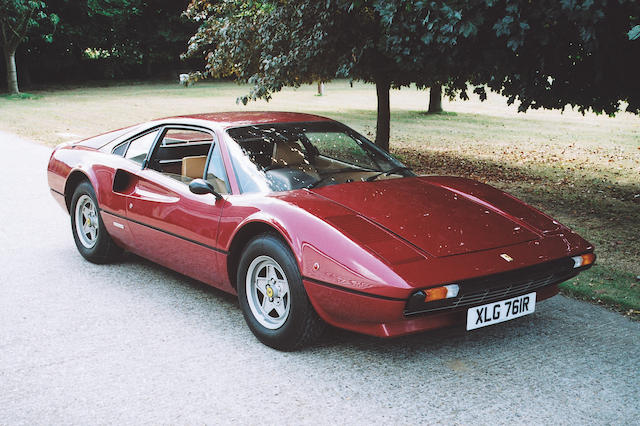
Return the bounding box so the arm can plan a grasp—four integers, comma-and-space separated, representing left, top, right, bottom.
304, 256, 592, 338
403, 256, 584, 316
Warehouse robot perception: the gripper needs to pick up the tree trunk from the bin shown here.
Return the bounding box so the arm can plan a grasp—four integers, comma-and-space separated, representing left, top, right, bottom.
428, 84, 442, 113
4, 47, 19, 95
375, 79, 391, 151
316, 81, 325, 96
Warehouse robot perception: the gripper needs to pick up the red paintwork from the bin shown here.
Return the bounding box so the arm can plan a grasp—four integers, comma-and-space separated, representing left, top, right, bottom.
47, 112, 594, 338
304, 281, 560, 337
175, 111, 332, 130
313, 178, 544, 257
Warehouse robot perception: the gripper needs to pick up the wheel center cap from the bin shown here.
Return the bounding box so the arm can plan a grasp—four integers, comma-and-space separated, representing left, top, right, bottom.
266, 285, 274, 299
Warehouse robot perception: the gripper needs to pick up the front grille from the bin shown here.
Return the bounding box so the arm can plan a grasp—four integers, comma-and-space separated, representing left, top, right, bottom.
404, 257, 579, 316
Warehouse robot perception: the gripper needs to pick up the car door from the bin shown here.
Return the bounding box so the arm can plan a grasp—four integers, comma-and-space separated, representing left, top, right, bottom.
99, 127, 163, 250
115, 126, 232, 290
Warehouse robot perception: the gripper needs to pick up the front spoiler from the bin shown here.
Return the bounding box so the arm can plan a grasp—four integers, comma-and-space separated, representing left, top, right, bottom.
304, 279, 560, 338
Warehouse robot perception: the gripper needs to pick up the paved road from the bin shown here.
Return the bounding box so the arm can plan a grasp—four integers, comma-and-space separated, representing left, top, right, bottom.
0, 131, 638, 425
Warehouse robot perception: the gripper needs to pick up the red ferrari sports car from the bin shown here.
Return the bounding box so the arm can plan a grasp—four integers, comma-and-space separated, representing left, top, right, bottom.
47, 112, 595, 350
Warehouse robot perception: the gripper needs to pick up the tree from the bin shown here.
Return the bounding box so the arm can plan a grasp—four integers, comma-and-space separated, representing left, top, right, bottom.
11, 0, 196, 84
92, 0, 196, 77
184, 0, 414, 150
480, 0, 640, 115
0, 0, 57, 94
184, 0, 484, 150
391, 0, 640, 115
184, 0, 640, 151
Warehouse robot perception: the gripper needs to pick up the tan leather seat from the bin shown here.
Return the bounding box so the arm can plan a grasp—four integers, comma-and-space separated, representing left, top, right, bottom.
182, 155, 207, 179
272, 141, 306, 167
271, 141, 320, 179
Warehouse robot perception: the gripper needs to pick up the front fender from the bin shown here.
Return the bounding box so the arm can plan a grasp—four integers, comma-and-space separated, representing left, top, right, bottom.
217, 191, 415, 300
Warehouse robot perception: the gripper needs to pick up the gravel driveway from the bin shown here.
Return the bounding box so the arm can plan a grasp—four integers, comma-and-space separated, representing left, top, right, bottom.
1, 131, 638, 424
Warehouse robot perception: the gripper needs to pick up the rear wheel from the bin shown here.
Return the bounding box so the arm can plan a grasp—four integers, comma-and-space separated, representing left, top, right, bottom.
237, 234, 325, 350
70, 181, 122, 263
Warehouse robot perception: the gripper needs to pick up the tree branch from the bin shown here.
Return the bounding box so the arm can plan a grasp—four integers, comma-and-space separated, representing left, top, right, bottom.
5, 6, 37, 49
18, 6, 37, 36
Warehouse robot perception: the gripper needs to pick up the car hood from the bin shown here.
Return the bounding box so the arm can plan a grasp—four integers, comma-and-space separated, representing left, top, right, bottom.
309, 176, 561, 258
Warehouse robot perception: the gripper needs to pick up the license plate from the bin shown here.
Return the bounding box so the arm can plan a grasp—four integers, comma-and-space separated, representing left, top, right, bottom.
466, 292, 536, 331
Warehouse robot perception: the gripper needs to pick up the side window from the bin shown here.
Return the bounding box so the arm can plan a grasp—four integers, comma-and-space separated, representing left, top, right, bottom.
206, 143, 230, 194
148, 128, 214, 183
124, 130, 160, 165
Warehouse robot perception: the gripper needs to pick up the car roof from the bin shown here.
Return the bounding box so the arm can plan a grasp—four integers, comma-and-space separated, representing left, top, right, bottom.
173, 111, 333, 129
86, 112, 335, 151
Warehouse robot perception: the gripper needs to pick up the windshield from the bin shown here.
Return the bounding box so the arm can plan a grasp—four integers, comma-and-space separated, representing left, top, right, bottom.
226, 121, 413, 193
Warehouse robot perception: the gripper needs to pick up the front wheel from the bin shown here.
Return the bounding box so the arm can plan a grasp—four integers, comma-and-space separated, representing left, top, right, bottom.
70, 181, 122, 263
237, 234, 325, 350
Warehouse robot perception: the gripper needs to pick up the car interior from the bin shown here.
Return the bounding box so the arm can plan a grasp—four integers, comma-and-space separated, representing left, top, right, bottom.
119, 128, 229, 194
236, 133, 398, 191
151, 130, 212, 176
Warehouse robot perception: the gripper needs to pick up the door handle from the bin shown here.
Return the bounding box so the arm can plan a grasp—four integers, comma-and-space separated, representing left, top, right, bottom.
130, 186, 179, 203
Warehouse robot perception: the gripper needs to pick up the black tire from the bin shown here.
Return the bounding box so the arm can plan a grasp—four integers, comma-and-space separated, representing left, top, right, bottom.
237, 233, 325, 350
70, 181, 122, 264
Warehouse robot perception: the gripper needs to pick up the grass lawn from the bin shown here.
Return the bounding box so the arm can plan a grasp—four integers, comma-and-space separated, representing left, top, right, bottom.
1, 79, 638, 316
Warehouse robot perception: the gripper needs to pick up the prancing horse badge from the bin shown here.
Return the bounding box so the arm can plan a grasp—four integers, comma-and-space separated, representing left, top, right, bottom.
500, 253, 514, 262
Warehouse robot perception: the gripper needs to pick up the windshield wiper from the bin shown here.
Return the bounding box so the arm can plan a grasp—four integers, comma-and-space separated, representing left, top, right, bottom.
365, 166, 412, 182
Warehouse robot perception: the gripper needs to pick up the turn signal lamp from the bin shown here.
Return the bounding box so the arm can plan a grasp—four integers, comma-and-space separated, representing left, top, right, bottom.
571, 253, 596, 268
424, 284, 459, 302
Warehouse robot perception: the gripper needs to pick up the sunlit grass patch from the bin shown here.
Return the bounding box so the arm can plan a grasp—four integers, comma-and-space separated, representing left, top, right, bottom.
561, 266, 640, 319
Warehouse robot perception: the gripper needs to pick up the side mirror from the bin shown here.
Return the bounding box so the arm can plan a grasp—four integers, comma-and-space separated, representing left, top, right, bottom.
189, 178, 223, 200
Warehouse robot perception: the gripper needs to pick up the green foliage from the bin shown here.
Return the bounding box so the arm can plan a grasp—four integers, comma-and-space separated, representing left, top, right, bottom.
185, 0, 640, 116
0, 0, 58, 50
184, 0, 380, 103
87, 0, 139, 18
474, 0, 640, 115
1, 0, 58, 93
15, 0, 197, 81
